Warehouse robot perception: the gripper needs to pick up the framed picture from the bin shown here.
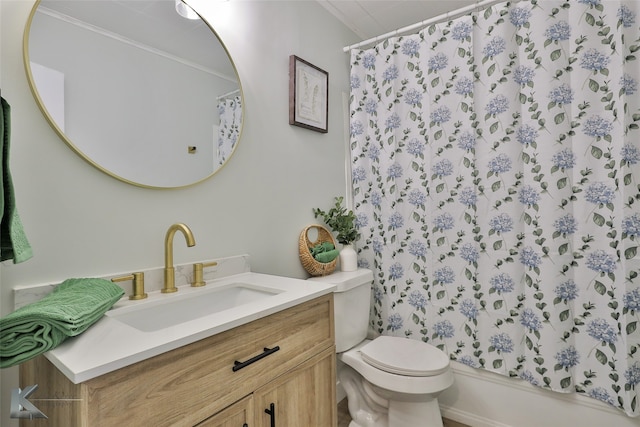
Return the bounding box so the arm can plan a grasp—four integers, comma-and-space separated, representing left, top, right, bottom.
289, 55, 328, 133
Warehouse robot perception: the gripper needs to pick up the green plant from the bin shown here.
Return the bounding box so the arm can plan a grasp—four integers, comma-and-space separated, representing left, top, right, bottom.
313, 197, 360, 245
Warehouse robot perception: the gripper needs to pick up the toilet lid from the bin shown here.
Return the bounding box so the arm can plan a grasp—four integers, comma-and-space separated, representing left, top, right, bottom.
360, 336, 450, 377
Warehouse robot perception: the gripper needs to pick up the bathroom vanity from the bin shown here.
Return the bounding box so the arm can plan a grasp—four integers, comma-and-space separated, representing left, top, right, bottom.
18, 271, 337, 426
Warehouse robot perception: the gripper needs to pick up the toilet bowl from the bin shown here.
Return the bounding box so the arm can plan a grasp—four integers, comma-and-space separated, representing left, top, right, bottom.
339, 338, 453, 427
308, 269, 453, 427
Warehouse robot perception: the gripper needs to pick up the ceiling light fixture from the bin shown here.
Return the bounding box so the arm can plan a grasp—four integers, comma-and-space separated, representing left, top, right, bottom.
175, 0, 199, 20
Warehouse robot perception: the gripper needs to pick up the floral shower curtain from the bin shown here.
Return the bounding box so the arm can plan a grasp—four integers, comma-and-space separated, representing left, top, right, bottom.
349, 0, 640, 416
217, 95, 242, 166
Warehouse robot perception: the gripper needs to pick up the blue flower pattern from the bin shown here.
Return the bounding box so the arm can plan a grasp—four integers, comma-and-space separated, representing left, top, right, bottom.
349, 1, 640, 417
217, 97, 242, 165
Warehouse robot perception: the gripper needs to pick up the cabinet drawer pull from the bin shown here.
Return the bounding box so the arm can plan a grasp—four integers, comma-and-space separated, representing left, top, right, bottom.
232, 346, 280, 372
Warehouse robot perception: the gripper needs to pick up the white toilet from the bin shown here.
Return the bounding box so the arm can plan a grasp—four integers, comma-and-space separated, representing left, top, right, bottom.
309, 269, 453, 427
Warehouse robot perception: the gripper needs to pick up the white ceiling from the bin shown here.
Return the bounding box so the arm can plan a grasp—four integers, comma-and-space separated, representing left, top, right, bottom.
316, 0, 477, 41
35, 1, 479, 71
32, 0, 235, 79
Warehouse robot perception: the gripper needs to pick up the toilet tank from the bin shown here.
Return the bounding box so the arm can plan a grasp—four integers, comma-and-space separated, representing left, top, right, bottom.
308, 269, 373, 353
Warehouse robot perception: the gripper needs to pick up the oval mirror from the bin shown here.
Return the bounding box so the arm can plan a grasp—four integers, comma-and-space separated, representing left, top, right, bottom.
24, 0, 243, 189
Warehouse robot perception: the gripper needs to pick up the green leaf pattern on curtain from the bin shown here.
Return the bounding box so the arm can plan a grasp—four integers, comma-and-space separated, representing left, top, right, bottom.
349, 0, 640, 416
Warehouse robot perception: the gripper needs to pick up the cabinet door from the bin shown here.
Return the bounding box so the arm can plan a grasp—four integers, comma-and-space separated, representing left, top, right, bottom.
254, 347, 336, 427
195, 395, 253, 427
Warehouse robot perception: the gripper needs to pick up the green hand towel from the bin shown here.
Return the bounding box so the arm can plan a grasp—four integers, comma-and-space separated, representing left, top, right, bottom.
315, 249, 339, 263
0, 97, 33, 264
310, 242, 335, 257
0, 278, 124, 368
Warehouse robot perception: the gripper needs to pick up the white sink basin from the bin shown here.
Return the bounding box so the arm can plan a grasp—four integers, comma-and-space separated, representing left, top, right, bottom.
107, 283, 282, 332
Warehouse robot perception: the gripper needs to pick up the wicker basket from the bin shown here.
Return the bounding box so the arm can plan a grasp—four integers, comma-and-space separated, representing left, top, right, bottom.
299, 224, 338, 276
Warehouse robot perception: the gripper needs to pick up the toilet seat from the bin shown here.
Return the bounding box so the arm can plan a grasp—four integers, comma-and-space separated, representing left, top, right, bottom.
360, 336, 450, 377
340, 339, 454, 395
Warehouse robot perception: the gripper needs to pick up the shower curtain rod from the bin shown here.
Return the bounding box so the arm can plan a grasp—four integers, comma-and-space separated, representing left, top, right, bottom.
216, 89, 240, 100
343, 0, 510, 52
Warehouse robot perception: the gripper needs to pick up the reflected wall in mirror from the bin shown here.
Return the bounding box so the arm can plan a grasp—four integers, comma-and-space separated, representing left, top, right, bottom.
24, 0, 243, 188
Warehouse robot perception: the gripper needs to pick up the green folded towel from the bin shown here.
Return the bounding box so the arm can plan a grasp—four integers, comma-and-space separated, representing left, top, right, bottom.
315, 249, 339, 263
310, 242, 335, 257
0, 278, 124, 368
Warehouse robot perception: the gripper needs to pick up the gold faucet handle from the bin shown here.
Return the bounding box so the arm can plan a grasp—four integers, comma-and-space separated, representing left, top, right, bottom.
192, 261, 218, 287
112, 272, 147, 300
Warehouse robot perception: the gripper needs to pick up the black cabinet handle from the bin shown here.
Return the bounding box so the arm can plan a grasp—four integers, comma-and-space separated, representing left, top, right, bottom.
232, 346, 280, 372
265, 403, 275, 427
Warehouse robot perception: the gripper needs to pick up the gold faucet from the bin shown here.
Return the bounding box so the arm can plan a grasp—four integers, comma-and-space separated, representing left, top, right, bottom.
163, 223, 196, 293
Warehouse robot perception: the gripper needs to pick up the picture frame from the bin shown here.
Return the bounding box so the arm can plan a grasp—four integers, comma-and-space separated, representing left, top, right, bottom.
289, 55, 328, 133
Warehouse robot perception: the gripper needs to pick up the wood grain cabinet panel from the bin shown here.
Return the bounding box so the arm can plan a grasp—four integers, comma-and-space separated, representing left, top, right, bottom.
255, 347, 337, 427
20, 294, 336, 427
195, 395, 253, 427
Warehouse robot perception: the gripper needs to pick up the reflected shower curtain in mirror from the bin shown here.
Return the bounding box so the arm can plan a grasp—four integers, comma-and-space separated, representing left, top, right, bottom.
217, 96, 242, 167
349, 0, 640, 416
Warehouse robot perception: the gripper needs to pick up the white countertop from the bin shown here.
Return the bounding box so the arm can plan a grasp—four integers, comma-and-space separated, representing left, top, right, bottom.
44, 272, 335, 384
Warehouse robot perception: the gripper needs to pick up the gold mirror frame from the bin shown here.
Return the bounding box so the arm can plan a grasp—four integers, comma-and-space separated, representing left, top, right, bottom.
23, 0, 244, 189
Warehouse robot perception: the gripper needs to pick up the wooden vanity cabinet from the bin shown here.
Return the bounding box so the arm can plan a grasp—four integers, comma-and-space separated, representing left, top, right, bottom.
20, 294, 337, 427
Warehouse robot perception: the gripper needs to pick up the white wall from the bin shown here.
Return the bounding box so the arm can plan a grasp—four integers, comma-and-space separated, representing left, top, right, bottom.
0, 1, 357, 425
